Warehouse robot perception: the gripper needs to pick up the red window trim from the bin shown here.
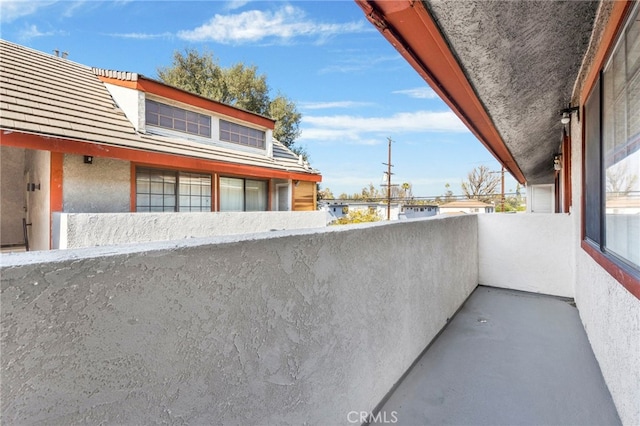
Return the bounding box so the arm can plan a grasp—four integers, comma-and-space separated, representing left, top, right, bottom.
579, 1, 640, 300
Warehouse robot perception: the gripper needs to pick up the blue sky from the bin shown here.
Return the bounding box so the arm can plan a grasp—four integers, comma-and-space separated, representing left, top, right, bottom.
0, 0, 520, 198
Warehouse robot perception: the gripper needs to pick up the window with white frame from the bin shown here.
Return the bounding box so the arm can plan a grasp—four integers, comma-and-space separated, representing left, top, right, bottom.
219, 177, 267, 211
584, 4, 639, 274
145, 99, 211, 138
136, 167, 211, 212
219, 119, 266, 149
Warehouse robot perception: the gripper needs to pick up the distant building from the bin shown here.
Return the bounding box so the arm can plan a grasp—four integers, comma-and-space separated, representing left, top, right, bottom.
439, 199, 495, 214
321, 201, 405, 222
0, 40, 321, 250
399, 204, 439, 219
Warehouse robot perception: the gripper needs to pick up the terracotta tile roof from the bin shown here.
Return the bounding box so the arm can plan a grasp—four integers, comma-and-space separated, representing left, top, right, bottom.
0, 39, 319, 177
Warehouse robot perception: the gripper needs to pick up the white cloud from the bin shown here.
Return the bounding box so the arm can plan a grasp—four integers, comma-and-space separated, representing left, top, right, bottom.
62, 1, 87, 18
318, 55, 399, 74
299, 110, 468, 146
393, 87, 438, 99
304, 110, 467, 135
177, 5, 367, 44
300, 128, 382, 145
1, 0, 56, 23
106, 32, 173, 40
17, 24, 62, 41
224, 0, 250, 11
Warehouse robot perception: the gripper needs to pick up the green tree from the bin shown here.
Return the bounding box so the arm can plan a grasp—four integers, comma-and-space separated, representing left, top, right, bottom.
157, 49, 225, 100
317, 186, 335, 201
361, 183, 384, 201
157, 48, 303, 150
269, 92, 302, 149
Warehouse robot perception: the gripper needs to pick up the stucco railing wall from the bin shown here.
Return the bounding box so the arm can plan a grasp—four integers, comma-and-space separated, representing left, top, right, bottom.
478, 214, 574, 297
1, 215, 479, 424
52, 211, 329, 249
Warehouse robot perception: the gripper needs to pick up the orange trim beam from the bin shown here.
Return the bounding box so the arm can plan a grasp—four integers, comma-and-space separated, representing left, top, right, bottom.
355, 0, 526, 184
49, 152, 63, 249
1, 131, 321, 183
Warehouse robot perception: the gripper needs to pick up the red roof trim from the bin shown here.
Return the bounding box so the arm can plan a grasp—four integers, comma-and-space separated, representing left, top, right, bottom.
1, 131, 321, 183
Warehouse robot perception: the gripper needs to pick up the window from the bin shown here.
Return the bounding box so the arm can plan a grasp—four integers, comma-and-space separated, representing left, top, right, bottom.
219, 119, 265, 149
219, 177, 267, 211
136, 167, 211, 212
145, 99, 211, 138
584, 4, 640, 276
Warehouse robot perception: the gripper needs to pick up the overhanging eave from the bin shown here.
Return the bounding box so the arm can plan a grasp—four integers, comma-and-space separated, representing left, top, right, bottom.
355, 0, 526, 184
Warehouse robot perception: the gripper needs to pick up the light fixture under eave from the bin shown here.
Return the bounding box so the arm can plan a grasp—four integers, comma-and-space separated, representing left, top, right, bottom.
560, 105, 580, 124
553, 154, 562, 171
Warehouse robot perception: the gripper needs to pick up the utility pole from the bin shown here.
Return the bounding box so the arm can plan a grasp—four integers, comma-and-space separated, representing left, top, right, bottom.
381, 137, 397, 220
490, 166, 506, 212
500, 166, 505, 213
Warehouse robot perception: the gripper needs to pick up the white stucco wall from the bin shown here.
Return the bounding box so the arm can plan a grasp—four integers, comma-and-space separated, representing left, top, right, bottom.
63, 154, 130, 213
569, 118, 640, 425
1, 146, 26, 245
574, 250, 640, 425
53, 211, 330, 249
24, 150, 50, 251
1, 216, 479, 424
103, 82, 143, 132
478, 214, 574, 297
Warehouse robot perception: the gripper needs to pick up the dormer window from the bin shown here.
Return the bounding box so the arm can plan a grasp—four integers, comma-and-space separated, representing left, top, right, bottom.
220, 119, 265, 149
145, 99, 211, 138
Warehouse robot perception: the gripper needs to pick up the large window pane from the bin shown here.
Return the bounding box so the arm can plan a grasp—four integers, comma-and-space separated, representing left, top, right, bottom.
245, 180, 267, 211
220, 177, 244, 211
177, 172, 211, 212
136, 168, 211, 213
603, 5, 640, 270
219, 177, 268, 211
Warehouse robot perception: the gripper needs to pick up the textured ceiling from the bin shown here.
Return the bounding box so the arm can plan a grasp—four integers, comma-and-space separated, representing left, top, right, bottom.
423, 0, 599, 184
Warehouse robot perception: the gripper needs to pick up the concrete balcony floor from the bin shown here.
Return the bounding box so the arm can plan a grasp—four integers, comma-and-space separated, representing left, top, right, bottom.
372, 286, 621, 425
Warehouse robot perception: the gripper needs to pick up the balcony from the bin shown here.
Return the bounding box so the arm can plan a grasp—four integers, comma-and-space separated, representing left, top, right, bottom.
0, 214, 636, 424
369, 286, 620, 425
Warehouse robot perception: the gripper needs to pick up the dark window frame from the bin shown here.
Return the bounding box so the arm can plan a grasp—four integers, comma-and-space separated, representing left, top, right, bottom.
145, 99, 211, 138
219, 119, 266, 149
135, 167, 212, 213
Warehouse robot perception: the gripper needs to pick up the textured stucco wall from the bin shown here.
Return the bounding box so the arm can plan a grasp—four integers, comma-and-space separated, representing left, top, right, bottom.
1, 146, 26, 245
63, 154, 130, 213
24, 150, 50, 251
574, 251, 640, 425
53, 211, 330, 249
0, 216, 479, 424
478, 214, 574, 297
